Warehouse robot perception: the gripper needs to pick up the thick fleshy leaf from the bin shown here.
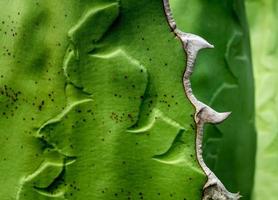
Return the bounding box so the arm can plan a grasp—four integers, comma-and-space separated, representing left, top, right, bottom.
0, 1, 207, 199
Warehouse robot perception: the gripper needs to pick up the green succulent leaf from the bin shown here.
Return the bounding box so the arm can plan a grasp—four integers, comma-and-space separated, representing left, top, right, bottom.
0, 0, 209, 199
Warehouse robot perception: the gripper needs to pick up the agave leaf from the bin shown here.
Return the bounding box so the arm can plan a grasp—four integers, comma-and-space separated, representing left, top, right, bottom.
0, 0, 208, 199
170, 0, 256, 199
246, 0, 278, 199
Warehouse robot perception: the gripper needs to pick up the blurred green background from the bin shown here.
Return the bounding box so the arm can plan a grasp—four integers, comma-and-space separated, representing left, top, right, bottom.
171, 0, 278, 199
246, 0, 278, 199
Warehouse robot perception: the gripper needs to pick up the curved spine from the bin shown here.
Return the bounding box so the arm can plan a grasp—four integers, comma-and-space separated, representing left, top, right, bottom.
163, 1, 241, 199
